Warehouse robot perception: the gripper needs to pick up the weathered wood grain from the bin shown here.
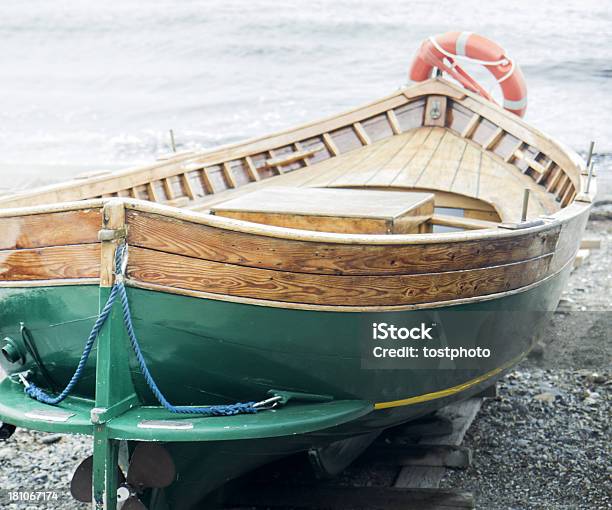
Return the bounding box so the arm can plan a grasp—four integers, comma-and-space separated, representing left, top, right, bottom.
0, 209, 101, 250
0, 244, 100, 281
126, 210, 562, 276
127, 245, 553, 306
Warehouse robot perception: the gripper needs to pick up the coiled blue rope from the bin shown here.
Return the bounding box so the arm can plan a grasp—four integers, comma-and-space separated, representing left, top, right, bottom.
25, 243, 258, 416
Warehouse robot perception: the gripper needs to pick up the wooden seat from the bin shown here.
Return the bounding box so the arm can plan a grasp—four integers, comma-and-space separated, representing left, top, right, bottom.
210, 187, 434, 234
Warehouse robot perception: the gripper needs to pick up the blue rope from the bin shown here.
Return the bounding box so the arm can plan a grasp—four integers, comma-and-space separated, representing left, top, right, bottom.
24, 285, 119, 405
25, 243, 258, 416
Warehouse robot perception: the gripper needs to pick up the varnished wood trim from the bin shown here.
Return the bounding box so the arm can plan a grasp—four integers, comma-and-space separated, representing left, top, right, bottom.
0, 244, 100, 281
126, 210, 560, 276
0, 209, 101, 250
127, 245, 553, 306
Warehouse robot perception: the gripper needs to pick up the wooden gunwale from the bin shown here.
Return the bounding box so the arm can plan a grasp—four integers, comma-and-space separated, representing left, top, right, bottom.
0, 197, 583, 245
125, 209, 560, 276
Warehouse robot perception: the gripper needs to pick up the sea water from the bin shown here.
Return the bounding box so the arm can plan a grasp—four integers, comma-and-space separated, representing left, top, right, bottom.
0, 0, 610, 193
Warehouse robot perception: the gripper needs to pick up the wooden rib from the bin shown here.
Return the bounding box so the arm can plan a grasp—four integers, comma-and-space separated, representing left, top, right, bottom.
322, 133, 339, 156
146, 182, 159, 202
483, 128, 504, 151
129, 188, 138, 199
461, 114, 480, 139
548, 171, 567, 194
180, 173, 196, 200
536, 161, 555, 185
126, 210, 560, 276
545, 166, 563, 192
504, 140, 523, 162
0, 209, 102, 250
431, 214, 499, 230
386, 110, 402, 135
560, 184, 575, 207
127, 245, 553, 306
162, 178, 175, 200
556, 175, 571, 201
563, 189, 576, 207
0, 244, 100, 281
200, 168, 215, 194
244, 156, 261, 181
222, 162, 238, 187
353, 122, 371, 145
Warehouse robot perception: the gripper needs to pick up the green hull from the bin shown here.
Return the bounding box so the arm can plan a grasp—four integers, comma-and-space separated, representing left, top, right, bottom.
0, 264, 570, 508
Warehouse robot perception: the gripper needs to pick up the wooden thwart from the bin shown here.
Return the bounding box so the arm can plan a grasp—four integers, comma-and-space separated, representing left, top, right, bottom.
210, 187, 435, 235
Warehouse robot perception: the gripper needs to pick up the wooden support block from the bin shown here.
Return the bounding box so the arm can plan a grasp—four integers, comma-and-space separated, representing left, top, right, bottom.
353, 121, 371, 145
580, 237, 601, 250
389, 415, 454, 441
573, 248, 590, 269
223, 486, 475, 510
475, 383, 498, 399
366, 444, 473, 469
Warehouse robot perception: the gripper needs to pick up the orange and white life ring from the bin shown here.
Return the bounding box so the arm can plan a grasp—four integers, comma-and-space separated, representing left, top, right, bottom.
409, 31, 528, 117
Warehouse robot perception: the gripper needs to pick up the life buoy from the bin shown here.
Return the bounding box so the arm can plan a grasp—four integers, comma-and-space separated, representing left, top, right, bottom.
409, 31, 527, 117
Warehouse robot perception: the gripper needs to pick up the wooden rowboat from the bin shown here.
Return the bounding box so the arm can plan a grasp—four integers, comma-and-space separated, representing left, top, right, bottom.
0, 77, 595, 510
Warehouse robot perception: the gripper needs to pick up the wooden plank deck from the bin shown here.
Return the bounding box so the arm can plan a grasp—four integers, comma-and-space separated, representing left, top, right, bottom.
194, 127, 556, 222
